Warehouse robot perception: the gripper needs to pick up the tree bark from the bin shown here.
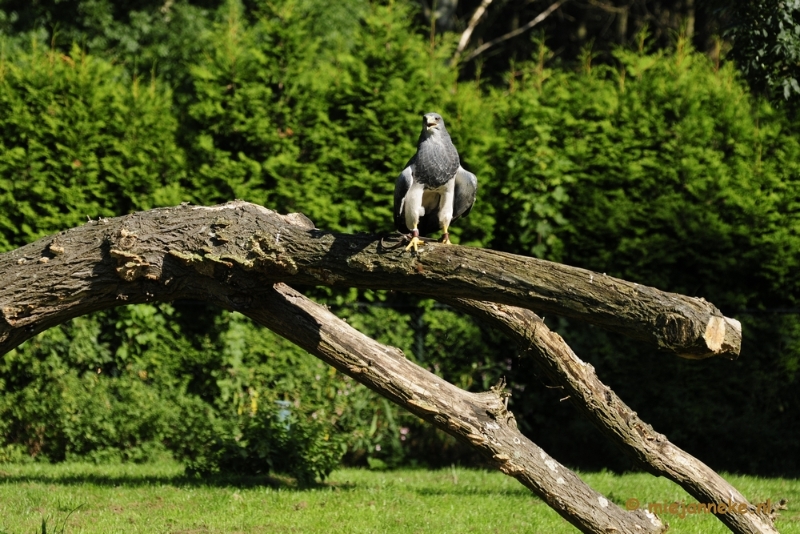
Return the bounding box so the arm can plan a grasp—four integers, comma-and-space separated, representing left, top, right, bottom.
0, 201, 669, 533
443, 299, 778, 534
0, 201, 770, 532
0, 201, 739, 359
243, 284, 664, 534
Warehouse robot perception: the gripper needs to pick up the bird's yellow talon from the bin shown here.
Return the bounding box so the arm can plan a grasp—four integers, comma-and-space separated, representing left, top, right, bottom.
405, 236, 425, 252
441, 231, 451, 244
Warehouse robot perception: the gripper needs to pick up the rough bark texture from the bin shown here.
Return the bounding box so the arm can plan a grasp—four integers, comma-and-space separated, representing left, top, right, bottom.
444, 299, 778, 534
244, 284, 664, 534
0, 201, 669, 533
0, 201, 740, 359
0, 201, 769, 533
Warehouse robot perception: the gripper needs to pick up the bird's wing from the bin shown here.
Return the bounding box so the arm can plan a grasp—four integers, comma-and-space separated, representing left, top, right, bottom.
393, 163, 414, 233
452, 166, 477, 221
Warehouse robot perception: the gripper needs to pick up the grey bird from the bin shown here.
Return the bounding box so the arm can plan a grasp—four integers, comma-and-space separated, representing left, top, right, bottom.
394, 112, 478, 251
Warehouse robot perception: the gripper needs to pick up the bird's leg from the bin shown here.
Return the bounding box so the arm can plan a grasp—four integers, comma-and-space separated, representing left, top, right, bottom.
440, 225, 451, 244
437, 183, 455, 245
404, 228, 424, 252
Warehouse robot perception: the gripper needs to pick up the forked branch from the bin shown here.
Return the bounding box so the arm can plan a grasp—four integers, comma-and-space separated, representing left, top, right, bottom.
444, 298, 777, 534
463, 0, 568, 63
0, 201, 769, 533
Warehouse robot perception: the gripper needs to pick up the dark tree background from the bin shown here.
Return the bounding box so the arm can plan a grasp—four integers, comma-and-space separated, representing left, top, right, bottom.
418, 0, 800, 101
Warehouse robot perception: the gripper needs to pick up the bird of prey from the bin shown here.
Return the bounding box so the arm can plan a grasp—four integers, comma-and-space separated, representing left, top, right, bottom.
394, 112, 478, 251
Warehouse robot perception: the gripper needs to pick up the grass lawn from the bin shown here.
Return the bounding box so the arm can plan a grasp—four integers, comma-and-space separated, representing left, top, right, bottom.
0, 461, 797, 533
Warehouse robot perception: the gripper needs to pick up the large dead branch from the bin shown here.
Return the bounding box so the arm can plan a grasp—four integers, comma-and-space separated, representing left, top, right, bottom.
0, 202, 669, 533
242, 284, 664, 533
444, 299, 778, 534
0, 201, 739, 359
0, 201, 771, 532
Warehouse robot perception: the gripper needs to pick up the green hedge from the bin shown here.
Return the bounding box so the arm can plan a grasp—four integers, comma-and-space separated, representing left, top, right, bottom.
0, 44, 187, 251
1, 1, 799, 478
491, 41, 800, 474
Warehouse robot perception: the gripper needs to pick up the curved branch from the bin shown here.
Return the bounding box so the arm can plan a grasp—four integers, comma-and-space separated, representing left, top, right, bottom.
0, 201, 740, 358
451, 0, 494, 66
0, 201, 770, 532
243, 284, 664, 533
464, 0, 568, 63
444, 298, 777, 534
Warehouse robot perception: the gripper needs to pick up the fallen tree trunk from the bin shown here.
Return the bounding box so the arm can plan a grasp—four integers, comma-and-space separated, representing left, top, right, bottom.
0, 201, 739, 359
444, 299, 778, 534
0, 201, 770, 533
0, 202, 666, 533
242, 284, 665, 533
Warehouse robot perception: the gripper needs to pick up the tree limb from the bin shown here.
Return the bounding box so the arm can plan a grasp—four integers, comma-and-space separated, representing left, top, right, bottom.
0, 201, 740, 358
241, 283, 665, 533
464, 0, 568, 63
444, 298, 778, 534
451, 0, 494, 66
0, 201, 772, 532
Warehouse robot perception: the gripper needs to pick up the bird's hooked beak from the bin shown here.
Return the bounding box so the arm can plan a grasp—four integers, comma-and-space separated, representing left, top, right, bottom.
424, 114, 441, 131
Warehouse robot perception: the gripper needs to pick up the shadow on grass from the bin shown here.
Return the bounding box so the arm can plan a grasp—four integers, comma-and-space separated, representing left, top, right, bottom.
413, 487, 532, 498
0, 471, 356, 491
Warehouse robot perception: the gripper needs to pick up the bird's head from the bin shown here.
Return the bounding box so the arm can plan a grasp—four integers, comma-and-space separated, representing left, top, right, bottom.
421, 112, 446, 135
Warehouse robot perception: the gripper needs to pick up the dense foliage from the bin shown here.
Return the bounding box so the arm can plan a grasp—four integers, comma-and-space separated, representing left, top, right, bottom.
0, 44, 186, 249
727, 0, 800, 101
483, 37, 800, 474
1, 0, 799, 479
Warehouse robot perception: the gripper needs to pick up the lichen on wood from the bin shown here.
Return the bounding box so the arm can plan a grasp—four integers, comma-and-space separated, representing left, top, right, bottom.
0, 201, 768, 534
